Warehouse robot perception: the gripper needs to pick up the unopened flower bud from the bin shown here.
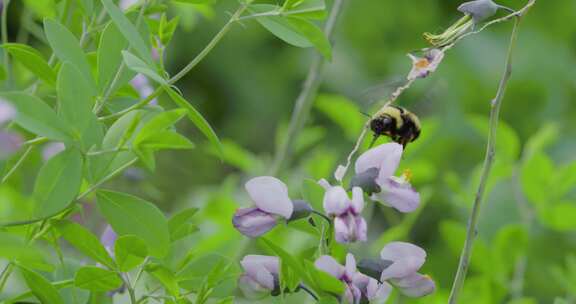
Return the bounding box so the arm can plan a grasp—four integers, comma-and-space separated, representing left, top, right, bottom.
458, 0, 499, 23
288, 200, 313, 221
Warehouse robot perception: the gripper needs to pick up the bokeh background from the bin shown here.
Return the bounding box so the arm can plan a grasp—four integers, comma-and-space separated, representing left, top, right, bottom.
2, 0, 576, 303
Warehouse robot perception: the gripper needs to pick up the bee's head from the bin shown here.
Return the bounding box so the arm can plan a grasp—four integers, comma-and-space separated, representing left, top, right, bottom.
370, 115, 394, 135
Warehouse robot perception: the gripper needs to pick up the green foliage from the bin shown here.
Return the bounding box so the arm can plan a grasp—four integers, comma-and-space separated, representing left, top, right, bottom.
114, 235, 148, 272
53, 220, 116, 269
2, 43, 56, 86
19, 265, 65, 304
74, 266, 123, 292
97, 190, 170, 258
32, 149, 83, 218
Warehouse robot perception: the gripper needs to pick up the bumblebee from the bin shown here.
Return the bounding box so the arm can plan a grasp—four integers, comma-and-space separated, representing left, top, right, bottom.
369, 105, 421, 148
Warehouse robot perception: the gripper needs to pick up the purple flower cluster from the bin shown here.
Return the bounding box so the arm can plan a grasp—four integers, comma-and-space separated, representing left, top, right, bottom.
231, 142, 435, 302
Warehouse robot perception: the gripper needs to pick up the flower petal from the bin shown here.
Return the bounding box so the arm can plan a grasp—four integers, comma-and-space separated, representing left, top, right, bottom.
351, 187, 364, 214
238, 274, 270, 299
458, 0, 499, 23
245, 176, 293, 219
0, 99, 16, 126
41, 142, 66, 161
323, 186, 351, 216
355, 143, 403, 178
355, 216, 367, 242
353, 273, 392, 302
345, 253, 357, 279
0, 132, 22, 160
232, 208, 278, 237
240, 255, 278, 290
315, 255, 344, 279
380, 242, 426, 280
100, 225, 117, 254
334, 216, 352, 244
376, 177, 420, 213
392, 273, 436, 298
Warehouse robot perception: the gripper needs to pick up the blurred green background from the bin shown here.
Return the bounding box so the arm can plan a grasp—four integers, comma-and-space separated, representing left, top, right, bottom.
2, 0, 576, 303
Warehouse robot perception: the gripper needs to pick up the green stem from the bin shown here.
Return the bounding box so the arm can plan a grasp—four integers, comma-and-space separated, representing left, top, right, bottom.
2, 0, 11, 88
0, 263, 13, 293
95, 0, 149, 114
447, 10, 529, 303
99, 2, 249, 122
0, 158, 138, 228
269, 0, 346, 175
1, 145, 34, 184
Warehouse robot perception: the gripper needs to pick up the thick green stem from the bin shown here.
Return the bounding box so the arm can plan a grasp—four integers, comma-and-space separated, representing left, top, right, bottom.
99, 3, 249, 122
269, 0, 346, 175
447, 8, 530, 302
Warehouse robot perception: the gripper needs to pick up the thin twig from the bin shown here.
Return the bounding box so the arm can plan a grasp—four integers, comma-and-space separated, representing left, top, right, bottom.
269, 0, 346, 175
1, 145, 33, 184
99, 3, 250, 122
447, 3, 533, 301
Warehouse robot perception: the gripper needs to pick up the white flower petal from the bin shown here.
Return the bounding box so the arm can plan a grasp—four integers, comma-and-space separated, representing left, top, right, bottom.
315, 255, 344, 279
323, 186, 351, 216
245, 176, 293, 219
380, 242, 426, 280
355, 143, 403, 179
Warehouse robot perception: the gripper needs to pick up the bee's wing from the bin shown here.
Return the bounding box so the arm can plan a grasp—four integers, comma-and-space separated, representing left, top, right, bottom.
359, 77, 406, 111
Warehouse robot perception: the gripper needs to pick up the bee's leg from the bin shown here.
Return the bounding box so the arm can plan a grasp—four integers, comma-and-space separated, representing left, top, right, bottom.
369, 135, 379, 148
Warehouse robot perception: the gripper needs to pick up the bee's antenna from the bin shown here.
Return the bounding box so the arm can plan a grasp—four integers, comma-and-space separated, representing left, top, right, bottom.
359, 111, 371, 118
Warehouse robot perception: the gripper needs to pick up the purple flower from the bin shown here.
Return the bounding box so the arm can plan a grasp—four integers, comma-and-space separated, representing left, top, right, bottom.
0, 99, 15, 126
100, 225, 117, 256
0, 132, 22, 160
315, 254, 391, 304
233, 176, 293, 237
379, 242, 435, 297
407, 49, 445, 80
238, 255, 280, 299
41, 142, 65, 161
130, 74, 157, 105
119, 0, 138, 10
320, 182, 367, 244
458, 0, 499, 23
355, 143, 420, 213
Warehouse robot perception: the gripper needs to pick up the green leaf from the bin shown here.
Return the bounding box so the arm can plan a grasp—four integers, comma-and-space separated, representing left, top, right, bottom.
168, 208, 199, 241
97, 190, 170, 258
76, 0, 94, 15
74, 266, 123, 292
306, 260, 345, 295
283, 0, 326, 19
285, 17, 331, 59
2, 43, 57, 86
315, 94, 364, 141
259, 238, 317, 291
122, 51, 166, 84
57, 62, 100, 149
53, 220, 116, 269
33, 149, 83, 219
101, 0, 155, 66
44, 19, 95, 90
133, 109, 187, 144
145, 263, 180, 297
301, 178, 325, 212
0, 92, 72, 141
97, 22, 132, 94
114, 235, 148, 272
19, 266, 64, 304
0, 232, 45, 267
137, 131, 195, 150
469, 115, 520, 161
165, 86, 223, 158
250, 5, 312, 48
